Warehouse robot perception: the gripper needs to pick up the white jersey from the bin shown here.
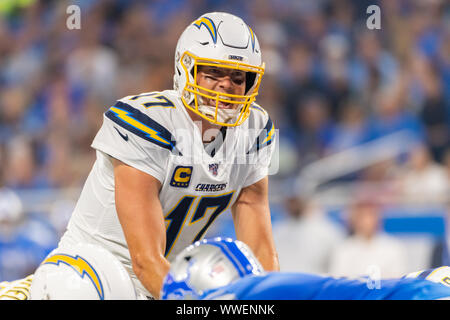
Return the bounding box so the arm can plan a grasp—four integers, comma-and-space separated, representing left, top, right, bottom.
58, 90, 276, 297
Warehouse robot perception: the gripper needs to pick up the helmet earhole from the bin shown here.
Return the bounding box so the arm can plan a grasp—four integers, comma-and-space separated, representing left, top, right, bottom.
245, 72, 257, 94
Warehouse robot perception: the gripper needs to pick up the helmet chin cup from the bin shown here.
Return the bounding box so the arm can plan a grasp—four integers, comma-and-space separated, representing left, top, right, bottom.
197, 105, 241, 124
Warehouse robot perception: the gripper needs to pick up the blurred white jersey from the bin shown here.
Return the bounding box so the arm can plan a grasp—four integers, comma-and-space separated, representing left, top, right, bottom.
58, 90, 275, 298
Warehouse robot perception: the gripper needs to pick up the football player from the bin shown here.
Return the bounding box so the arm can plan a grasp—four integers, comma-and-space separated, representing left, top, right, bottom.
33, 12, 279, 300
161, 238, 450, 300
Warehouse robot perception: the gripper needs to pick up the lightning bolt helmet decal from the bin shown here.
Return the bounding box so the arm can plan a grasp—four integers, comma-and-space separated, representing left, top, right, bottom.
42, 254, 105, 300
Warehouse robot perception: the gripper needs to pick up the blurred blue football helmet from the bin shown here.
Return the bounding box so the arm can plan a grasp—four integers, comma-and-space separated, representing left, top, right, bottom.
161, 237, 263, 300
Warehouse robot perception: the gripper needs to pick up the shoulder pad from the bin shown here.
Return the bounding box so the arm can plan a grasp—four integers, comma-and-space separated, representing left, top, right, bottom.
105, 100, 181, 154
119, 91, 178, 111
246, 103, 275, 154
250, 103, 268, 117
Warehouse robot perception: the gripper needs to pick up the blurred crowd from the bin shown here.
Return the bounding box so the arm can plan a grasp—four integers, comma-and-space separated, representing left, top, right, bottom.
0, 0, 449, 280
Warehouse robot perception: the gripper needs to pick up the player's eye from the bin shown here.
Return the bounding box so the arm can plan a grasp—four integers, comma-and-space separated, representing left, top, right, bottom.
202, 67, 245, 85
231, 72, 245, 85
208, 67, 224, 76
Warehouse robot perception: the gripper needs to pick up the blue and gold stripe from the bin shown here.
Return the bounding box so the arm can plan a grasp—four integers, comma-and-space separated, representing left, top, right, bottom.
192, 16, 217, 44
106, 101, 181, 155
247, 117, 275, 154
247, 25, 256, 52
250, 104, 266, 114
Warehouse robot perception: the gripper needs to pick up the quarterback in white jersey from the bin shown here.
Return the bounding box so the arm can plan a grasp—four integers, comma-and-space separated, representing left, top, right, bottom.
55, 12, 279, 299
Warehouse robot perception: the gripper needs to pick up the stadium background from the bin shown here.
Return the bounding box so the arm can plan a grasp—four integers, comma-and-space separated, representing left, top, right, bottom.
0, 0, 449, 282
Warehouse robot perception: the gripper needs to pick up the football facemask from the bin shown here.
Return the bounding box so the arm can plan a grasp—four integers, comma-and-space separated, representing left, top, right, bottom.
179, 52, 264, 126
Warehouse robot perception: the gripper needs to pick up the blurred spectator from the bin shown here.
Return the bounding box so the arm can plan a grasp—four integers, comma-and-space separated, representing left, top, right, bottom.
397, 144, 449, 205
327, 0, 355, 39
280, 42, 323, 129
317, 33, 351, 119
367, 83, 425, 143
428, 145, 450, 269
349, 30, 399, 106
0, 188, 57, 281
289, 94, 334, 167
0, 86, 32, 142
65, 20, 119, 102
324, 98, 370, 154
47, 198, 76, 238
329, 198, 409, 279
358, 159, 403, 206
430, 200, 450, 268
272, 195, 345, 274
437, 28, 450, 106
3, 136, 41, 189
410, 0, 446, 62
406, 52, 450, 162
444, 148, 450, 182
0, 187, 31, 281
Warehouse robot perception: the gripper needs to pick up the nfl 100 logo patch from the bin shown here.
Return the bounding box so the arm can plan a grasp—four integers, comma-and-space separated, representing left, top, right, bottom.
208, 163, 219, 176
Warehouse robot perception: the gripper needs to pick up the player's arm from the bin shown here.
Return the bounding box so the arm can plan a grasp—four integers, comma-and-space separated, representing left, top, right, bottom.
231, 176, 279, 271
113, 158, 170, 299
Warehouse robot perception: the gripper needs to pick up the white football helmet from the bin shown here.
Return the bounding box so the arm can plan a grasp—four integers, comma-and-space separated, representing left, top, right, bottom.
173, 12, 265, 127
30, 243, 137, 300
161, 237, 263, 300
